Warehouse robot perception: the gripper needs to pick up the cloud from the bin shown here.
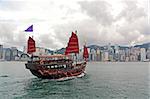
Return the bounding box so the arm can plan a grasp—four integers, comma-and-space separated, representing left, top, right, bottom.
79, 0, 114, 26
41, 0, 149, 48
0, 0, 149, 50
115, 0, 149, 45
116, 0, 146, 22
52, 19, 100, 47
51, 0, 149, 46
0, 22, 27, 48
0, 0, 25, 11
38, 33, 64, 50
0, 23, 14, 42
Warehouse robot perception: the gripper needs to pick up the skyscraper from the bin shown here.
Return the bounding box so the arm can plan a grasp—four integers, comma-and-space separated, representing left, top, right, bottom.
0, 45, 3, 59
114, 44, 119, 61
90, 49, 96, 61
102, 51, 109, 61
5, 48, 12, 61
11, 47, 18, 61
140, 48, 146, 61
96, 48, 101, 61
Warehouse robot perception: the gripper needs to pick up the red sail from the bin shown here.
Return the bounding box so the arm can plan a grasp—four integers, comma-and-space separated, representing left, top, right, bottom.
27, 36, 36, 54
65, 32, 79, 55
83, 45, 89, 59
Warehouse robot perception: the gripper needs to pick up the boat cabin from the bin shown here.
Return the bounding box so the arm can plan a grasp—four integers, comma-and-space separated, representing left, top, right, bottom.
28, 55, 73, 70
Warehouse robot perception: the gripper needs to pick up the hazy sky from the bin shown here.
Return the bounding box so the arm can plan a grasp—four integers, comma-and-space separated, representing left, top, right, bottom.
0, 0, 149, 50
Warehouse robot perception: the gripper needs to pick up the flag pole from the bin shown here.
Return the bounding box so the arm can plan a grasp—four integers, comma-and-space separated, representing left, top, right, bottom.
25, 25, 34, 61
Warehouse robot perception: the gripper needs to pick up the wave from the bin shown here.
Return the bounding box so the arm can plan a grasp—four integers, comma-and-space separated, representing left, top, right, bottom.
56, 72, 86, 81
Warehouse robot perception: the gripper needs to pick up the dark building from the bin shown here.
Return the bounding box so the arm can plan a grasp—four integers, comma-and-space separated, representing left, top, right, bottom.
11, 47, 18, 61
0, 45, 3, 59
5, 48, 12, 61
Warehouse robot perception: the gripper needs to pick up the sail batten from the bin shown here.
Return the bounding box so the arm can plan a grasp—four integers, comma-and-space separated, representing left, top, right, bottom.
27, 36, 36, 54
65, 32, 79, 55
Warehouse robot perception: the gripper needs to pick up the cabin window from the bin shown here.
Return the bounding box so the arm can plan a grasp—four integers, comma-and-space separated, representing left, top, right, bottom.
47, 66, 50, 68
51, 66, 54, 68
64, 65, 66, 68
55, 65, 57, 68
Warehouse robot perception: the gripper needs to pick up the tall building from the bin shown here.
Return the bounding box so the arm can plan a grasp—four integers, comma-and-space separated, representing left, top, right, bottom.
96, 48, 101, 61
140, 48, 146, 61
114, 44, 119, 61
114, 44, 119, 54
107, 43, 111, 51
119, 50, 126, 61
125, 48, 130, 58
102, 51, 109, 61
130, 54, 137, 61
5, 48, 12, 61
2, 49, 6, 60
90, 49, 96, 61
109, 54, 114, 61
146, 45, 150, 60
11, 47, 18, 60
0, 45, 3, 59
146, 49, 150, 60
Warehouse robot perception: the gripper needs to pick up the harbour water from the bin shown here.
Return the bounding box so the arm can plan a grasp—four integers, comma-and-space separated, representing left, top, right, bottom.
0, 62, 149, 99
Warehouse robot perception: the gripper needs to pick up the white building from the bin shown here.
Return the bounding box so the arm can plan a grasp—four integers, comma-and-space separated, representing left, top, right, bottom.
96, 48, 101, 61
90, 49, 96, 61
140, 48, 146, 61
125, 57, 130, 62
32, 47, 50, 56
114, 44, 119, 54
102, 51, 109, 61
130, 54, 137, 62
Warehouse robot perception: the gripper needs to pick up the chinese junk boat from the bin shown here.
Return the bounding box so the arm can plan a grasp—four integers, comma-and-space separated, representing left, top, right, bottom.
25, 31, 89, 80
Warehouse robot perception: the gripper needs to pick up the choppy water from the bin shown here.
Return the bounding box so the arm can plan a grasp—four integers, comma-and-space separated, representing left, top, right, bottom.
0, 62, 150, 99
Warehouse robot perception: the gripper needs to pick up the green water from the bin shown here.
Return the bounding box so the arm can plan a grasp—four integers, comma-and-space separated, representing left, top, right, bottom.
0, 62, 149, 99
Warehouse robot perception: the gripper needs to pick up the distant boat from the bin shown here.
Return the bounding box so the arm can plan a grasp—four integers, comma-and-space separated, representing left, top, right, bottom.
25, 31, 89, 80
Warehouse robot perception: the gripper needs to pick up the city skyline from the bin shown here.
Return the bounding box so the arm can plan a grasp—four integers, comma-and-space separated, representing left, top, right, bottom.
0, 0, 150, 50
0, 42, 150, 62
1, 42, 150, 52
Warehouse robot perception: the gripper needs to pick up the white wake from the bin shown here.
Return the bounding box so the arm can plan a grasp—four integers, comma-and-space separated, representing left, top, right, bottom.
56, 72, 86, 81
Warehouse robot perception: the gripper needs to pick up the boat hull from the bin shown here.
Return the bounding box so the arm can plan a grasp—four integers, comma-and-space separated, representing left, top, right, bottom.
25, 62, 86, 79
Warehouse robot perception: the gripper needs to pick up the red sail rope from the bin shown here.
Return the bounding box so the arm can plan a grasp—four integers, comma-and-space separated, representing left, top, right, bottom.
27, 36, 36, 54
65, 32, 79, 55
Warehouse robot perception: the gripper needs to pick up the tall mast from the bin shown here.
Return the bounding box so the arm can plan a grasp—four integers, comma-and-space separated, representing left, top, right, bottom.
25, 25, 35, 60
75, 30, 78, 64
